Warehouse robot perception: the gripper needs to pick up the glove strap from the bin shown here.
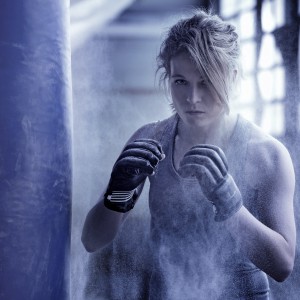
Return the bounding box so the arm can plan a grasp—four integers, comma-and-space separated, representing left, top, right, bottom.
104, 189, 138, 213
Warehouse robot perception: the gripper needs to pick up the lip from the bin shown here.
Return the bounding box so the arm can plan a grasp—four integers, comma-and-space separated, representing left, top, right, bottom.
186, 110, 205, 114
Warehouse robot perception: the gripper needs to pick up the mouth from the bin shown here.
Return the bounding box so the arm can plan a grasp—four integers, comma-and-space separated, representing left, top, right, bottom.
186, 110, 205, 115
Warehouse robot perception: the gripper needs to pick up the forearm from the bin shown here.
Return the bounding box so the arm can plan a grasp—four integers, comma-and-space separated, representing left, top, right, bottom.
81, 198, 126, 252
226, 206, 295, 282
81, 138, 163, 252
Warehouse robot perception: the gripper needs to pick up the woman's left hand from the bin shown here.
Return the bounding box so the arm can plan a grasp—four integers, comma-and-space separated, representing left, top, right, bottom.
178, 144, 243, 221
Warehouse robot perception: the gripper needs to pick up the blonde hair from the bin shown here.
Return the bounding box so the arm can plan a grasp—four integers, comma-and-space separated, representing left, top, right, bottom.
157, 9, 240, 113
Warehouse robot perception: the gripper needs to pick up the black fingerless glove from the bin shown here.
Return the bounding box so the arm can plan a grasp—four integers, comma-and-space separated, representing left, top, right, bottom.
104, 139, 164, 213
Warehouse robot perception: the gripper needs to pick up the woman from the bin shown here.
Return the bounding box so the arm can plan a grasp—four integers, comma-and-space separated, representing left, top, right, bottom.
82, 10, 296, 299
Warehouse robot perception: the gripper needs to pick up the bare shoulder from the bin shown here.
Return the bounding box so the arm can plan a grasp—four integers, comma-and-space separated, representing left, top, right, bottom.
245, 121, 295, 190
243, 120, 296, 244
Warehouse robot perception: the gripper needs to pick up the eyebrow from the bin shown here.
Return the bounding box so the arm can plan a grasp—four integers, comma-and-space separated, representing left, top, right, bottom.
171, 74, 206, 82
171, 74, 185, 78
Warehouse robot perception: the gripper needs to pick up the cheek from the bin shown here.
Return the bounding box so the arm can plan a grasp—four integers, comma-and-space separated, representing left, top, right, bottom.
170, 85, 187, 102
212, 97, 222, 108
205, 89, 223, 110
212, 101, 225, 115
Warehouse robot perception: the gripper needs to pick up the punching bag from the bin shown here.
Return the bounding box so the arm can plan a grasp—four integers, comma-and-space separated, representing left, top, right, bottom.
0, 1, 72, 299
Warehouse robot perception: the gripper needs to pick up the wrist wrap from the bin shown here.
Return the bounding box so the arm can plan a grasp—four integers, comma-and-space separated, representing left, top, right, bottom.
211, 175, 243, 222
104, 189, 138, 213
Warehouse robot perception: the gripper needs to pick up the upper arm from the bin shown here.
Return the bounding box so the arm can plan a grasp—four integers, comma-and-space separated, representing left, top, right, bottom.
246, 136, 296, 252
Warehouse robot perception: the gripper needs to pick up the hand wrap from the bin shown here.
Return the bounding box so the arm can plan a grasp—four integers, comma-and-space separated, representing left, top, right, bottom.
178, 144, 243, 221
210, 174, 242, 221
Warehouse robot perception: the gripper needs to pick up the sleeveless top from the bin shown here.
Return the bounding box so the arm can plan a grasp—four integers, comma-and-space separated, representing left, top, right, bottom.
131, 114, 270, 299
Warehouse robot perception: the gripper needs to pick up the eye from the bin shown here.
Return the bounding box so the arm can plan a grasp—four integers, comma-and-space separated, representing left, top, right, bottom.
174, 79, 187, 85
199, 81, 211, 91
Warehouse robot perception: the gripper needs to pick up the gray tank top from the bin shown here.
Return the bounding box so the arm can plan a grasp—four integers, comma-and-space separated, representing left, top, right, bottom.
145, 114, 269, 299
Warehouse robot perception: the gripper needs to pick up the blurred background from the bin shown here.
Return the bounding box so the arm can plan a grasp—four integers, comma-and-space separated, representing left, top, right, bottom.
70, 0, 300, 299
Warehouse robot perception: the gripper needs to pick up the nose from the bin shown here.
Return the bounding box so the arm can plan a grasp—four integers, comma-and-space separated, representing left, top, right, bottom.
186, 86, 203, 104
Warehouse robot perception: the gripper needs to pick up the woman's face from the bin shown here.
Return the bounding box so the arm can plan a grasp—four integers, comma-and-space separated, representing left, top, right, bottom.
169, 51, 225, 128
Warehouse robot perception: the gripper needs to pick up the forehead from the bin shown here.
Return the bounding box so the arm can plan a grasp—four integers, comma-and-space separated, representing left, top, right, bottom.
169, 51, 203, 79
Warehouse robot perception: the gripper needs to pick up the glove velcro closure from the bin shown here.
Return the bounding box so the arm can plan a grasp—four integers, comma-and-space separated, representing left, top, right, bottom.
211, 175, 243, 222
104, 189, 138, 213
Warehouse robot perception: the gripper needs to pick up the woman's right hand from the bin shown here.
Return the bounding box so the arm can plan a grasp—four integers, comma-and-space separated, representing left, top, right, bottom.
104, 139, 165, 212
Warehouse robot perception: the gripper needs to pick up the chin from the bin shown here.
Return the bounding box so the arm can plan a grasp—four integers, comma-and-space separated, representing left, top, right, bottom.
184, 115, 213, 128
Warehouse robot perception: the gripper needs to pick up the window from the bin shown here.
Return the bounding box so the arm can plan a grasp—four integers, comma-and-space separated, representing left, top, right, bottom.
220, 0, 287, 136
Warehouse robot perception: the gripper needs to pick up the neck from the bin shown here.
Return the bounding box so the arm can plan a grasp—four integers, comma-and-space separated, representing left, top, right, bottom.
176, 113, 237, 150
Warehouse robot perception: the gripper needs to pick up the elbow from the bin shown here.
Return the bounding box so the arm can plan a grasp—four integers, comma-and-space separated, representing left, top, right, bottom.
81, 230, 115, 253
268, 239, 296, 282
81, 234, 98, 253
270, 257, 294, 283
273, 264, 294, 283
81, 238, 98, 253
